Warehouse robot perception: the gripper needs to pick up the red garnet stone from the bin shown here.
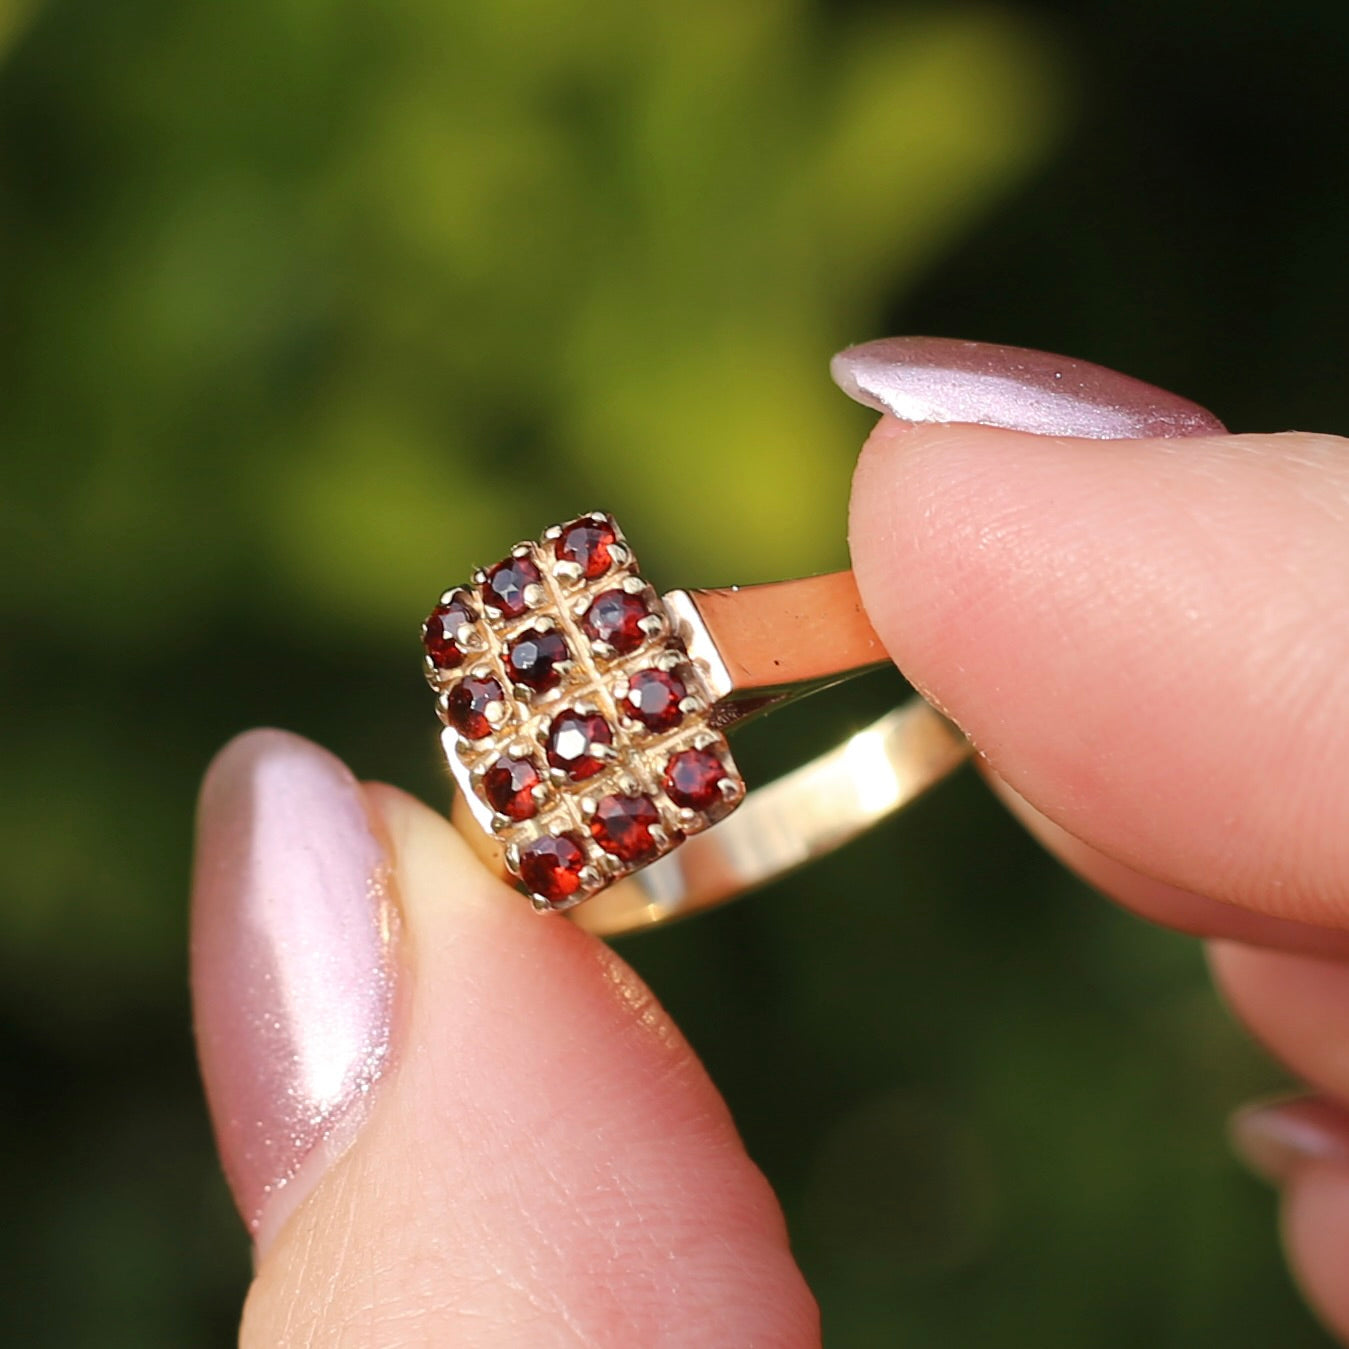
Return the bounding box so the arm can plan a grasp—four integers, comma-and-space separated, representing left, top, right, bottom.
663, 748, 727, 811
506, 626, 569, 692
446, 674, 505, 740
482, 756, 542, 821
518, 832, 588, 904
627, 668, 686, 732
546, 710, 612, 780
423, 593, 476, 670
484, 555, 542, 618
555, 515, 618, 580
590, 793, 664, 863
582, 589, 650, 655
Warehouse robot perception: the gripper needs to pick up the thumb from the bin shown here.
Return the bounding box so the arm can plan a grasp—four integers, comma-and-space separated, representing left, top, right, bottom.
191, 730, 816, 1346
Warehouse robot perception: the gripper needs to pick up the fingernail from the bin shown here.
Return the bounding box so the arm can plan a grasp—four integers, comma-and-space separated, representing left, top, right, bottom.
831, 336, 1225, 439
190, 729, 398, 1248
1229, 1096, 1349, 1186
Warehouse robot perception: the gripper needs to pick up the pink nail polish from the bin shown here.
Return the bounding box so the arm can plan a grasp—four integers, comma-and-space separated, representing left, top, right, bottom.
831, 336, 1225, 439
190, 729, 397, 1243
1230, 1096, 1349, 1185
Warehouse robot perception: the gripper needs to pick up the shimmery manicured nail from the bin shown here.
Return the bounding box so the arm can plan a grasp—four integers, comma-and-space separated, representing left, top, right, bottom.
190, 729, 396, 1244
1230, 1096, 1349, 1185
831, 336, 1225, 438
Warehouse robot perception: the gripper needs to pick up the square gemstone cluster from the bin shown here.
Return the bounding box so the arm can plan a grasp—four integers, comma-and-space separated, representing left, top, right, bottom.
423, 512, 744, 909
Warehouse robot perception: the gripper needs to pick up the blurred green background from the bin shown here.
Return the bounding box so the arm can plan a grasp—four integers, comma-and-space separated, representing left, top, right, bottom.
3, 0, 1346, 1344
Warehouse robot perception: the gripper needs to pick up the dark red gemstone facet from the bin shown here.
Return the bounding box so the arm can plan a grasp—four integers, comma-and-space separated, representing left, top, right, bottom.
518, 832, 588, 904
582, 589, 649, 655
446, 674, 505, 740
556, 516, 618, 580
483, 756, 542, 821
627, 668, 686, 732
506, 626, 569, 692
423, 593, 476, 669
546, 710, 613, 780
663, 748, 727, 811
484, 556, 542, 618
590, 793, 664, 863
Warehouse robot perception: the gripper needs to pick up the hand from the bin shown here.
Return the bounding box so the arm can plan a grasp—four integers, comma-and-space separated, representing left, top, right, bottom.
192, 382, 1349, 1344
850, 412, 1349, 1340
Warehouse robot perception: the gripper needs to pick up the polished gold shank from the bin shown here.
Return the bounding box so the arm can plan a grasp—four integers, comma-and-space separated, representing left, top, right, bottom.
567, 698, 970, 934
668, 570, 889, 710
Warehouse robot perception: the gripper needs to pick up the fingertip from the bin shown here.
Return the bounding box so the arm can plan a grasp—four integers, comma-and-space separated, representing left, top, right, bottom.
245, 779, 818, 1346
988, 771, 1349, 958
359, 778, 697, 1072
850, 419, 1349, 928
1207, 942, 1349, 1106
1283, 1164, 1349, 1341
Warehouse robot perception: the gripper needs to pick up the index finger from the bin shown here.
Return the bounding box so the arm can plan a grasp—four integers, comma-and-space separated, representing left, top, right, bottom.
840, 346, 1349, 936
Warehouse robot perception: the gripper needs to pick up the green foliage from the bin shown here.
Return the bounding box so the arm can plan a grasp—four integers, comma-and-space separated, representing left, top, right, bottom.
0, 0, 1062, 1010
4, 2, 1060, 646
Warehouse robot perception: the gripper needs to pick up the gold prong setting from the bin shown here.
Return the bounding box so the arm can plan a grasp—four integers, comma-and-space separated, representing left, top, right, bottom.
424, 512, 744, 910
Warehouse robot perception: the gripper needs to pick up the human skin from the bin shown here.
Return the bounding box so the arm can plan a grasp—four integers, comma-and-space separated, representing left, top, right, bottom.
193, 344, 1349, 1344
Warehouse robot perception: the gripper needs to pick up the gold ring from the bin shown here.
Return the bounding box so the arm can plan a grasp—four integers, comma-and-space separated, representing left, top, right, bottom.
423, 512, 970, 936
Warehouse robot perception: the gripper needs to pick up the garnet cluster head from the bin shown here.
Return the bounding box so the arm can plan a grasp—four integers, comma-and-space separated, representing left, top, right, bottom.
423, 510, 745, 911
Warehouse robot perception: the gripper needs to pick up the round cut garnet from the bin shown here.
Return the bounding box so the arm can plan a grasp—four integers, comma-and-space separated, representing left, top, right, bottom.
555, 515, 618, 580
423, 593, 476, 670
582, 589, 650, 655
484, 555, 542, 618
446, 674, 506, 740
483, 756, 542, 821
506, 626, 569, 693
590, 793, 664, 864
546, 710, 612, 780
663, 748, 727, 811
627, 668, 686, 732
518, 832, 588, 904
